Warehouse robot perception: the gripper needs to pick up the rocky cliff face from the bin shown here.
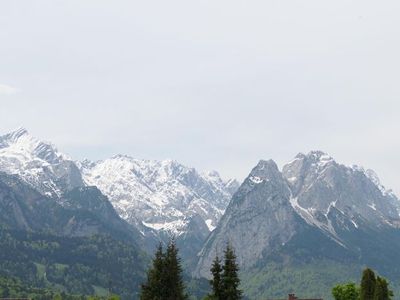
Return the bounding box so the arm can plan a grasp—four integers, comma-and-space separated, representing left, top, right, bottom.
283, 151, 400, 237
196, 159, 304, 276
195, 151, 400, 281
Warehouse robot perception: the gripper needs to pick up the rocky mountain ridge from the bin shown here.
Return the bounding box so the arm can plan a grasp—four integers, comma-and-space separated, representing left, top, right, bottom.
195, 151, 400, 282
0, 128, 238, 253
0, 127, 84, 198
80, 155, 239, 236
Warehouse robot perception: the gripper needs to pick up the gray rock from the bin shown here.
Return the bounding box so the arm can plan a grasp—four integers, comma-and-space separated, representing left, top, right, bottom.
195, 151, 400, 280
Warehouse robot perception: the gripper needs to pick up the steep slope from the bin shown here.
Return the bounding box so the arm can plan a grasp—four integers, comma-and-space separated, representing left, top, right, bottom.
0, 127, 237, 274
0, 128, 238, 242
0, 171, 141, 242
0, 127, 84, 198
195, 151, 400, 299
196, 159, 304, 275
283, 151, 400, 235
80, 155, 239, 257
0, 171, 147, 299
0, 129, 150, 299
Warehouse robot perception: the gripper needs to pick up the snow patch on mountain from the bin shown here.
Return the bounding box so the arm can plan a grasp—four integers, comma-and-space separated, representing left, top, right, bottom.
284, 151, 400, 236
80, 155, 239, 236
0, 128, 84, 198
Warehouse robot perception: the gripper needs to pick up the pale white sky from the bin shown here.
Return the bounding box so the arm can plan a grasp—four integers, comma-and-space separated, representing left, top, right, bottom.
1, 0, 399, 194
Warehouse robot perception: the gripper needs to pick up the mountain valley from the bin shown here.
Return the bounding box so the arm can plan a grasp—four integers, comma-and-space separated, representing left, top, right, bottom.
1, 128, 400, 299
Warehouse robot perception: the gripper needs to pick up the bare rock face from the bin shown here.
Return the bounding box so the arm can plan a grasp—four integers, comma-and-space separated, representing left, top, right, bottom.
282, 151, 400, 236
195, 151, 400, 279
196, 159, 303, 277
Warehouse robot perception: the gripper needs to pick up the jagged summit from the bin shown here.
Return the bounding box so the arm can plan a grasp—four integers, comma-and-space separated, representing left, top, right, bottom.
80, 155, 238, 235
1, 127, 35, 149
196, 151, 400, 280
80, 152, 240, 262
292, 150, 334, 166
255, 159, 278, 169
0, 128, 238, 264
0, 127, 67, 162
0, 126, 29, 143
296, 150, 332, 159
0, 128, 83, 198
252, 159, 279, 174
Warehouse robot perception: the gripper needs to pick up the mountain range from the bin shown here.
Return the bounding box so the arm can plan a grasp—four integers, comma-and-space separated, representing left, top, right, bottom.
80, 154, 239, 259
196, 151, 400, 299
0, 128, 238, 267
1, 127, 400, 299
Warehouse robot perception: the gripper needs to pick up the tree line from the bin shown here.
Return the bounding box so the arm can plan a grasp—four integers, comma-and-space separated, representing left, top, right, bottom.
140, 240, 242, 300
141, 240, 396, 300
332, 268, 393, 300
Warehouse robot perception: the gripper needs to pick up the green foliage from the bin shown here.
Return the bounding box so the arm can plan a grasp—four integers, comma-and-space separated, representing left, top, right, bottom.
140, 240, 187, 300
140, 244, 165, 300
361, 268, 376, 300
373, 276, 393, 300
241, 260, 361, 300
164, 241, 188, 300
332, 282, 360, 300
221, 244, 242, 300
332, 268, 394, 300
209, 255, 223, 299
0, 275, 86, 300
0, 227, 146, 299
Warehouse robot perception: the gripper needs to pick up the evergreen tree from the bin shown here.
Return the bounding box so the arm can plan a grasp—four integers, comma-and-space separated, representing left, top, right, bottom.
140, 243, 166, 300
164, 240, 188, 300
374, 276, 392, 300
140, 240, 187, 300
361, 268, 376, 300
221, 244, 242, 300
209, 255, 223, 299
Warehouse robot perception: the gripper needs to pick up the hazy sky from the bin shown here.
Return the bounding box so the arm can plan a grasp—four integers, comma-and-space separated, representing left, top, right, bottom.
1, 1, 399, 194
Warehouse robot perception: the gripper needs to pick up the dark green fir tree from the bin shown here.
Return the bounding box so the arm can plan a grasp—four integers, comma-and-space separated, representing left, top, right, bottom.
221, 244, 242, 300
140, 240, 187, 300
209, 255, 223, 299
140, 243, 165, 300
164, 240, 188, 300
361, 268, 376, 300
374, 276, 392, 300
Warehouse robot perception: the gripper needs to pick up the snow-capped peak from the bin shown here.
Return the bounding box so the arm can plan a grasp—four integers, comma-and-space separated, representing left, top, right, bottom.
0, 128, 83, 198
1, 126, 29, 143
0, 127, 70, 163
283, 151, 400, 238
80, 156, 238, 235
